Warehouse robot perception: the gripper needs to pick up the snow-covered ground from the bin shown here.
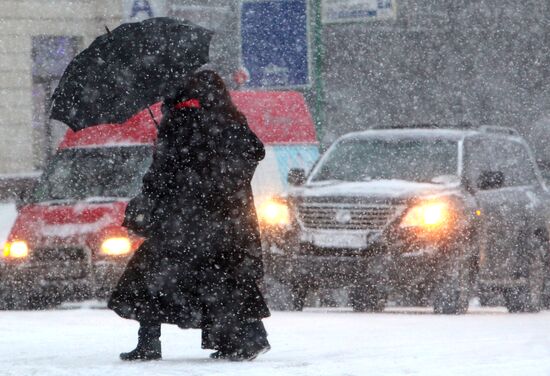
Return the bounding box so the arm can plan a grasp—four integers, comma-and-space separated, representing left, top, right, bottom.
1, 306, 550, 376
2, 202, 550, 375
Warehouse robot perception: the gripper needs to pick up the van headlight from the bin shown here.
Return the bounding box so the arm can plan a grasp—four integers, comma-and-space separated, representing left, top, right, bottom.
258, 198, 290, 227
401, 201, 451, 230
101, 237, 132, 256
3, 241, 30, 259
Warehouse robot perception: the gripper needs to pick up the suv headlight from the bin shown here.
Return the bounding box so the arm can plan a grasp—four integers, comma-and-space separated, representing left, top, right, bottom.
258, 198, 290, 227
3, 241, 30, 259
401, 201, 451, 230
101, 237, 132, 256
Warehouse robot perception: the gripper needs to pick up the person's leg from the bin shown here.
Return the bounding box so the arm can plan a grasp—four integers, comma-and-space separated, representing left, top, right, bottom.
227, 319, 270, 361
225, 278, 271, 360
200, 266, 270, 360
206, 316, 270, 361
120, 322, 162, 361
202, 308, 236, 358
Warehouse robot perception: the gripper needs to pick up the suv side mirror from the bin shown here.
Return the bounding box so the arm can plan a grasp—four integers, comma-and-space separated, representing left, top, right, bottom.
288, 168, 307, 186
15, 189, 32, 210
477, 171, 505, 190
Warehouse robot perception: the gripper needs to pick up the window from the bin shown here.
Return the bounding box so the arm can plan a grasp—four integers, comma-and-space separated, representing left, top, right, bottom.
465, 137, 538, 188
311, 138, 459, 183
32, 36, 82, 167
31, 146, 153, 203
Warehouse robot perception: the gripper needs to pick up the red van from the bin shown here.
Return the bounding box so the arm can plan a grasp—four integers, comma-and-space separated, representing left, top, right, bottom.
0, 91, 318, 309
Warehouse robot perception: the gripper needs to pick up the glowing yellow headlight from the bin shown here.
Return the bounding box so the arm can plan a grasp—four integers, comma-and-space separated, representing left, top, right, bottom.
401, 201, 450, 229
258, 198, 290, 226
3, 241, 29, 259
101, 237, 132, 256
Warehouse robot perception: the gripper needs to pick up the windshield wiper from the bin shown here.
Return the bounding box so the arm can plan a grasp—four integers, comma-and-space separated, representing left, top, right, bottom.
35, 196, 124, 205
37, 198, 77, 206
83, 196, 124, 203
309, 179, 346, 185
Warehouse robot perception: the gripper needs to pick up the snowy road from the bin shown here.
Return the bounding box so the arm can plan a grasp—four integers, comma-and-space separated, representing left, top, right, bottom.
2, 306, 550, 376
2, 204, 550, 375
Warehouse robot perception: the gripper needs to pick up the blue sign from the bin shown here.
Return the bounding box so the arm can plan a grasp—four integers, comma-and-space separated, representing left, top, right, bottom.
131, 0, 154, 18
241, 0, 309, 88
124, 0, 165, 22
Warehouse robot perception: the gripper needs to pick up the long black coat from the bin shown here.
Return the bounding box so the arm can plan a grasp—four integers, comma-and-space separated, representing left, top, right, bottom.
108, 104, 270, 328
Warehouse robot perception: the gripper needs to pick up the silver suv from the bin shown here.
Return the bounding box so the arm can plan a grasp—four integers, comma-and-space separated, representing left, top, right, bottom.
261, 126, 550, 314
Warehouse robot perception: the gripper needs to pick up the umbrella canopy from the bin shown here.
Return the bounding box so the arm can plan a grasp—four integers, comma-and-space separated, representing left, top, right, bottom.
51, 17, 212, 131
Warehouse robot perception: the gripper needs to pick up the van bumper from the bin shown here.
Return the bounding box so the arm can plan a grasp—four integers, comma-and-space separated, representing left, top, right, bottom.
0, 259, 127, 302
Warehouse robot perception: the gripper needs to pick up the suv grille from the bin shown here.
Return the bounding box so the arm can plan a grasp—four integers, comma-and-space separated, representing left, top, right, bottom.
31, 248, 89, 263
297, 203, 401, 230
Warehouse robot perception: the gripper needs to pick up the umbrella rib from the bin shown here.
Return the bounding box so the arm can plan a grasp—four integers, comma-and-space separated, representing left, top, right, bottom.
147, 106, 160, 128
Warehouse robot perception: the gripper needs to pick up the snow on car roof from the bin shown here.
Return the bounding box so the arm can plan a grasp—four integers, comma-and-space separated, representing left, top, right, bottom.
339, 128, 480, 142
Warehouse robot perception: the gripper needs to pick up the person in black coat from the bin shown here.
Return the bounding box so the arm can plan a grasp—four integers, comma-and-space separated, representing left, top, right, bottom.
108, 70, 270, 361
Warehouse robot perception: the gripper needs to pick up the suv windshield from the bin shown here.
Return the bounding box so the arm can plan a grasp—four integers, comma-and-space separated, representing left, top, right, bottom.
31, 146, 153, 203
311, 138, 459, 183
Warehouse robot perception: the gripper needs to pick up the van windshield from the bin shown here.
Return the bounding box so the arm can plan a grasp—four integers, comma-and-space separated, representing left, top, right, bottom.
310, 138, 459, 183
31, 146, 153, 203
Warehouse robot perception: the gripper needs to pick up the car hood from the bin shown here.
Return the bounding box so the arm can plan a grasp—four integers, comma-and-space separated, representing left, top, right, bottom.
292, 179, 459, 201
7, 201, 128, 246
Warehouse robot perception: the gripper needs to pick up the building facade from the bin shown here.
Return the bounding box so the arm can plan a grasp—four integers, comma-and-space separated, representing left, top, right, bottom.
0, 1, 123, 173
2, 0, 550, 174
0, 0, 241, 174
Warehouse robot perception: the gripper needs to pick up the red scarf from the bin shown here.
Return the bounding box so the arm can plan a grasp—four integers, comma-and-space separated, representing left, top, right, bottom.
174, 99, 200, 110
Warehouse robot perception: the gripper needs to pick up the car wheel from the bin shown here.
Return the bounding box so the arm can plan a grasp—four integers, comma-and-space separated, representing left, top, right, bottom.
503, 236, 544, 313
349, 285, 386, 312
2, 294, 33, 310
540, 245, 550, 309
433, 255, 470, 315
10, 294, 51, 310
0, 288, 15, 310
541, 282, 550, 310
261, 274, 307, 311
288, 285, 308, 311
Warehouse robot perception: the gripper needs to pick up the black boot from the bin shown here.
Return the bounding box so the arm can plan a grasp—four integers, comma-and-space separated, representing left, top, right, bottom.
120, 324, 162, 361
209, 350, 230, 359
230, 321, 271, 362
223, 321, 271, 361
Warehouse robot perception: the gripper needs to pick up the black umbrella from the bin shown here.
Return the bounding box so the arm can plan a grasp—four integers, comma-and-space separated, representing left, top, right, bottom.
51, 17, 213, 131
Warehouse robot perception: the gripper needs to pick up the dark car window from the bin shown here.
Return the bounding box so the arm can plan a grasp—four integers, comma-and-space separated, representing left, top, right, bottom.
31, 145, 153, 203
310, 138, 459, 183
464, 137, 538, 188
500, 141, 539, 186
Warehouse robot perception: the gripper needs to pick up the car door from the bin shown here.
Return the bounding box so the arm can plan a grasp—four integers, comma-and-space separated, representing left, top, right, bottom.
463, 136, 540, 283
